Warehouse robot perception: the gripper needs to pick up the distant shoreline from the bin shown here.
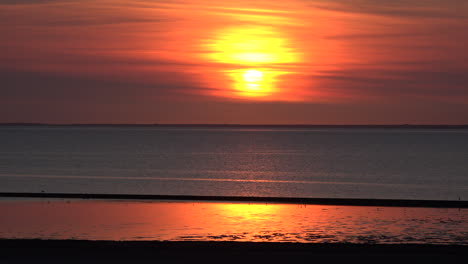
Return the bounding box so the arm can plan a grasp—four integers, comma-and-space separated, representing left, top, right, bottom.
1, 192, 466, 208
1, 123, 468, 129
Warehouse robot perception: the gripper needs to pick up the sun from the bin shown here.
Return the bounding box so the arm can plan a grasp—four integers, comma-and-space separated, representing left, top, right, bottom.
204, 26, 300, 99
229, 68, 278, 97
241, 69, 264, 93
243, 69, 263, 83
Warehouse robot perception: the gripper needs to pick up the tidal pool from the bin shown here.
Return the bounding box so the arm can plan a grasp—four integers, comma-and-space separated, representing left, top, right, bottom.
0, 199, 466, 244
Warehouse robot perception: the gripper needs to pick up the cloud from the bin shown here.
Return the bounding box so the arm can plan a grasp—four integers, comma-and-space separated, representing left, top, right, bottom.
0, 2, 173, 27
305, 67, 468, 102
325, 33, 424, 40
308, 0, 468, 19
0, 0, 64, 4
0, 69, 211, 106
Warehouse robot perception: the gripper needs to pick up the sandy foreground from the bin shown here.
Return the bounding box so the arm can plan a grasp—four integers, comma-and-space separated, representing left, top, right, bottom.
0, 240, 467, 264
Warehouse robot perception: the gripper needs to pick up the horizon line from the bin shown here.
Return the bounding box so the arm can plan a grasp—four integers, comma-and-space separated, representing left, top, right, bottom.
1, 123, 468, 128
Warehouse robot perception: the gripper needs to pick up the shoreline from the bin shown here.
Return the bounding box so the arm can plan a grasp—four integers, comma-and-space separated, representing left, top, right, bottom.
0, 192, 466, 208
1, 239, 467, 263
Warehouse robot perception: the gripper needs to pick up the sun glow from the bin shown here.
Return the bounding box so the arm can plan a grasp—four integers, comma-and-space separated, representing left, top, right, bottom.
209, 27, 298, 65
205, 26, 300, 99
243, 69, 263, 83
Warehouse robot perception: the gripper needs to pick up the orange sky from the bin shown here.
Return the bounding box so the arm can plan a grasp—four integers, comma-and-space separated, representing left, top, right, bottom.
1, 0, 468, 124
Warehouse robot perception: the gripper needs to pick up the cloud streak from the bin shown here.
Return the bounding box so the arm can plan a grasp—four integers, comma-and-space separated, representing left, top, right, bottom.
308, 0, 468, 19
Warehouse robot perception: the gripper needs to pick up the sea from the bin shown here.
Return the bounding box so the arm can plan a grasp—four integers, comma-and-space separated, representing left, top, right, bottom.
1, 125, 467, 201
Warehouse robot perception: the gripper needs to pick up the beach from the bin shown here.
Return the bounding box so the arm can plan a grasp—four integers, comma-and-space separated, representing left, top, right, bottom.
1, 239, 467, 263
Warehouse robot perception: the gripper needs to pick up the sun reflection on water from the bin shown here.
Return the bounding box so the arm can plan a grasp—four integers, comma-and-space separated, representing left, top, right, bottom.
1, 200, 466, 244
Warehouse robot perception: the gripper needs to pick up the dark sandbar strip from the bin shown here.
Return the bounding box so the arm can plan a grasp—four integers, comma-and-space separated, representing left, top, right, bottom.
0, 192, 466, 208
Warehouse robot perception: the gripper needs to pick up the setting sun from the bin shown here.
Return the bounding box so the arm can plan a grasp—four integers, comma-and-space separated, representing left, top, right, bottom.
226, 68, 281, 98
205, 26, 300, 100
239, 69, 266, 95
243, 69, 263, 83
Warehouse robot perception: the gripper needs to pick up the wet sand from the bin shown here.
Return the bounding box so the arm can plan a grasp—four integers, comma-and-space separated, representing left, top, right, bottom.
0, 239, 467, 263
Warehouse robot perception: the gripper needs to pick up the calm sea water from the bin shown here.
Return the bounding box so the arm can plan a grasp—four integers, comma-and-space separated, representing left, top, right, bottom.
1, 126, 467, 200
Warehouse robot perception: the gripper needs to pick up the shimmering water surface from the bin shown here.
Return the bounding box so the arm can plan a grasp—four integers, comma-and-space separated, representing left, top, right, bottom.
1, 126, 467, 200
0, 199, 466, 244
